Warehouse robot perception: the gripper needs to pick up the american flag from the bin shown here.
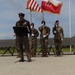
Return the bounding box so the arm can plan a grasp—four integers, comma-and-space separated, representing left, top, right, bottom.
26, 0, 42, 13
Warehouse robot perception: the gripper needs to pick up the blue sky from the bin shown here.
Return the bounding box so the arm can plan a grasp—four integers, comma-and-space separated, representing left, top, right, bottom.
0, 0, 75, 39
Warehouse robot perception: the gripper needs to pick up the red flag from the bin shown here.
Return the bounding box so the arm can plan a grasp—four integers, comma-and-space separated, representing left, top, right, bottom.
26, 0, 42, 13
41, 0, 63, 14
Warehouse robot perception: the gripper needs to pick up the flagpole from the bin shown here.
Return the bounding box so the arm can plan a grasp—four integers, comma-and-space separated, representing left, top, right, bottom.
30, 10, 32, 23
42, 12, 44, 21
69, 0, 72, 52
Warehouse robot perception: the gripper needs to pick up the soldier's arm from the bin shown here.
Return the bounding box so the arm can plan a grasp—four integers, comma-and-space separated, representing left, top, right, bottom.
15, 22, 18, 27
38, 26, 42, 32
27, 21, 31, 36
48, 27, 50, 36
52, 27, 55, 35
45, 27, 50, 37
14, 22, 17, 36
61, 27, 64, 38
35, 29, 39, 37
15, 21, 20, 27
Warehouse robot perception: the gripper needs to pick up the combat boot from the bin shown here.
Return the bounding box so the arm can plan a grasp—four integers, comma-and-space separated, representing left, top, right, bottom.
19, 59, 24, 62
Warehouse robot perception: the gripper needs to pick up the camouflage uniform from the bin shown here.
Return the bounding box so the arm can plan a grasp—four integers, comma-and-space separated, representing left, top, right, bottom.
29, 28, 39, 57
52, 20, 64, 56
38, 24, 50, 57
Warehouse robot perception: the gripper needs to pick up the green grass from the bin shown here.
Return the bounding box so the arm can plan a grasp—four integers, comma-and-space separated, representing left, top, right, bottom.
0, 47, 17, 54
0, 47, 75, 54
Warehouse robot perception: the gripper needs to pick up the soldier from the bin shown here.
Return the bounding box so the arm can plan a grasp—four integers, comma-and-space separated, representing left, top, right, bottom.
38, 20, 50, 57
15, 12, 31, 62
29, 23, 39, 57
52, 20, 64, 56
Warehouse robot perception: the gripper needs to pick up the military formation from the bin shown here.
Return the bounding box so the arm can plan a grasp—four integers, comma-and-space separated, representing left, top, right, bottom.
14, 12, 64, 62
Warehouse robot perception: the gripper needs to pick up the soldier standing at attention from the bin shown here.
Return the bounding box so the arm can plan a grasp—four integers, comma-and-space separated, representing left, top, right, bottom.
52, 20, 64, 56
38, 20, 50, 57
29, 23, 39, 57
15, 13, 31, 62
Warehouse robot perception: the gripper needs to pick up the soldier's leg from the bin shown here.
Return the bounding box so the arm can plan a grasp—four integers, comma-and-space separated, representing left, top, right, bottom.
56, 39, 62, 56
16, 38, 20, 58
56, 42, 60, 56
17, 37, 24, 61
44, 39, 48, 57
60, 42, 63, 54
55, 39, 61, 56
57, 42, 61, 56
29, 40, 33, 57
56, 40, 62, 56
54, 39, 57, 55
55, 41, 58, 56
41, 39, 45, 57
58, 42, 62, 55
33, 39, 37, 57
23, 36, 31, 61
40, 38, 44, 56
32, 41, 36, 56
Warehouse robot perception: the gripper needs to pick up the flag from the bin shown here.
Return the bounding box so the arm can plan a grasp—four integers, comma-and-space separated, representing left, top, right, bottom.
26, 0, 42, 13
41, 0, 63, 14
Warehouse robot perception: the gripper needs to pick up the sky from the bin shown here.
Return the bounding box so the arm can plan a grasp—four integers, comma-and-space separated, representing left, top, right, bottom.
0, 0, 75, 39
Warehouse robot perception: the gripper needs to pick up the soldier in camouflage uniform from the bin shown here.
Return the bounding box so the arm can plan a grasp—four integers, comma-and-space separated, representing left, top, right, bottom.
29, 23, 39, 57
15, 13, 31, 62
38, 20, 50, 57
52, 20, 64, 56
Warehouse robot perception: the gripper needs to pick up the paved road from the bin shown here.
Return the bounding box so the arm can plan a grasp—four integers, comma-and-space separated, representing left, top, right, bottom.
0, 55, 75, 75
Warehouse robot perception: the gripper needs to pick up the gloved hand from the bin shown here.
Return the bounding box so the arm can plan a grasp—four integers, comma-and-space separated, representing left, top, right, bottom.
23, 22, 27, 25
61, 38, 63, 41
13, 33, 15, 36
43, 35, 46, 38
54, 31, 56, 33
43, 33, 48, 38
32, 34, 34, 36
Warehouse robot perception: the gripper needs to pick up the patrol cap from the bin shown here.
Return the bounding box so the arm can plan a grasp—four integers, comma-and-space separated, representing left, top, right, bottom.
18, 13, 25, 17
41, 20, 46, 25
31, 23, 34, 26
55, 20, 59, 23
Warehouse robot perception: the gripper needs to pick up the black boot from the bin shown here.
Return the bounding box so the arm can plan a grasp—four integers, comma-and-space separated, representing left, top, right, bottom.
19, 59, 24, 62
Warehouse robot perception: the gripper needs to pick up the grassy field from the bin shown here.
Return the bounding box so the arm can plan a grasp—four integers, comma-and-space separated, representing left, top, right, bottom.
0, 47, 75, 55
